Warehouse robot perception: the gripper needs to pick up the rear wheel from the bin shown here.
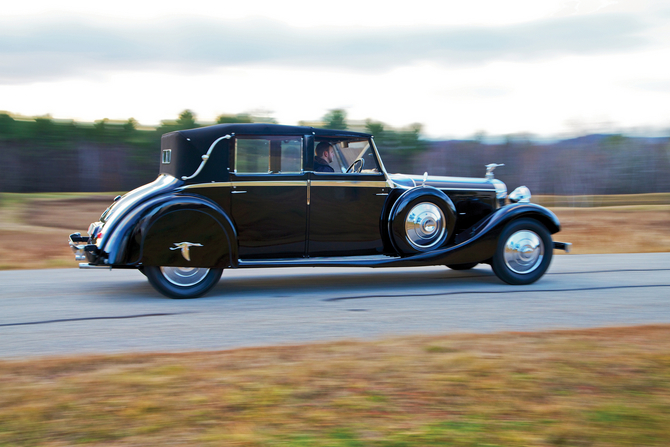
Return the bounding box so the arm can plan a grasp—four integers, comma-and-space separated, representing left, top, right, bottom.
144, 266, 223, 299
491, 218, 553, 285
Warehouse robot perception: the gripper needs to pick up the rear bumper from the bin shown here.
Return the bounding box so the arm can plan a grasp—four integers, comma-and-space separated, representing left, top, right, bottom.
68, 233, 102, 264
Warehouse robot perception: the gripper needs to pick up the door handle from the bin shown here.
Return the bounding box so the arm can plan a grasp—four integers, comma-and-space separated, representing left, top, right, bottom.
231, 190, 247, 194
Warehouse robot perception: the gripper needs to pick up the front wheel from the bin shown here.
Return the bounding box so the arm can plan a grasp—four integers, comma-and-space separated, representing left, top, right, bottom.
491, 218, 553, 285
144, 266, 223, 299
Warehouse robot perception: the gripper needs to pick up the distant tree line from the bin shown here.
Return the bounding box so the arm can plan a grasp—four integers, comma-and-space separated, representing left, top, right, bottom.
1, 109, 669, 195
0, 110, 259, 192
411, 134, 670, 198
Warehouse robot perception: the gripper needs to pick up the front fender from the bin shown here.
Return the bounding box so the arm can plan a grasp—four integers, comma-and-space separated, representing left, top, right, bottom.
381, 202, 560, 267
468, 202, 560, 239
103, 194, 237, 268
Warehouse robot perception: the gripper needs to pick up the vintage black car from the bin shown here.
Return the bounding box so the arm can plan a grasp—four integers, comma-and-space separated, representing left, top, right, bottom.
69, 123, 570, 298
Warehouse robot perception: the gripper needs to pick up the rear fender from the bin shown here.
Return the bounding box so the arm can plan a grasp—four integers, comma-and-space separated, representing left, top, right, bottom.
104, 195, 237, 268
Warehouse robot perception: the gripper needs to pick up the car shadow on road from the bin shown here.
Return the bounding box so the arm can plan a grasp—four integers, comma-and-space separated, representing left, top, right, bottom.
205, 266, 500, 301
99, 266, 504, 302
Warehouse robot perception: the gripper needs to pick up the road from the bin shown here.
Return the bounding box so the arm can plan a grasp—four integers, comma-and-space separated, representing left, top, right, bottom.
1, 253, 669, 358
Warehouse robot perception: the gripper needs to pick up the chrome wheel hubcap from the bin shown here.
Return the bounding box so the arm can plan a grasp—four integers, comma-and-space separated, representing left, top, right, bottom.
503, 230, 544, 274
160, 267, 209, 287
405, 202, 446, 250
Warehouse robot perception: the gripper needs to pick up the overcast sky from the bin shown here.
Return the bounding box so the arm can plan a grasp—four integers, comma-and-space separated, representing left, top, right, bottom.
1, 0, 669, 139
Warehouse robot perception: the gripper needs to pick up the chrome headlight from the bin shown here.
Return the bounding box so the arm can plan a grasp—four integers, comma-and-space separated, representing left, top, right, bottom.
509, 186, 531, 203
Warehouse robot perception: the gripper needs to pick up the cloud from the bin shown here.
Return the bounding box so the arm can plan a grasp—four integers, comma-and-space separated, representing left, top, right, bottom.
0, 13, 649, 84
630, 79, 670, 93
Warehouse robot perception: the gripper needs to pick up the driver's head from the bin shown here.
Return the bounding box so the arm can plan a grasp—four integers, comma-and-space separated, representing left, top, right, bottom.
315, 142, 334, 164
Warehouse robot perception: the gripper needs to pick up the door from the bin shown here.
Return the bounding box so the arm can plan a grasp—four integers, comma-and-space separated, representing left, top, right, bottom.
307, 138, 389, 257
231, 136, 308, 259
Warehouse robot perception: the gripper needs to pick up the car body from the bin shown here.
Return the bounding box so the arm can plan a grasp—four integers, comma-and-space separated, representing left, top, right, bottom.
69, 123, 570, 298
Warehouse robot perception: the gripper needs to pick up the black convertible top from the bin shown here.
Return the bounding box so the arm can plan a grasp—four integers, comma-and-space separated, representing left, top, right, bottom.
160, 123, 371, 183
176, 123, 370, 143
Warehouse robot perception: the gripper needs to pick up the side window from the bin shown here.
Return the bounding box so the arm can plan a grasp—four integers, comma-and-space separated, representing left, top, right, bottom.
235, 137, 303, 174
314, 138, 380, 174
278, 138, 302, 173
236, 139, 270, 174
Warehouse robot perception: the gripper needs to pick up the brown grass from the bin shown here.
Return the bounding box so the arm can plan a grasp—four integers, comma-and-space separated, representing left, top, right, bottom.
24, 196, 114, 230
1, 325, 670, 446
0, 195, 111, 270
534, 193, 670, 208
552, 206, 670, 254
0, 193, 668, 269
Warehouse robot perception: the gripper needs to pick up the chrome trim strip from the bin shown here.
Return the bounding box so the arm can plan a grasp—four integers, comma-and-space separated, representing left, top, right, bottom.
437, 188, 496, 192
233, 169, 272, 175
182, 181, 311, 189
182, 134, 232, 180
181, 182, 233, 189
182, 182, 493, 192
233, 181, 308, 187
311, 180, 388, 188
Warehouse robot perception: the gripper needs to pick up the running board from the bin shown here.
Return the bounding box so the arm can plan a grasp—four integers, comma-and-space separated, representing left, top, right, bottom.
238, 255, 400, 268
79, 263, 112, 269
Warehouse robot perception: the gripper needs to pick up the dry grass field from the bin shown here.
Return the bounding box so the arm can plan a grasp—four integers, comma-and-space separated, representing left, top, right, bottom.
1, 193, 668, 270
1, 325, 670, 446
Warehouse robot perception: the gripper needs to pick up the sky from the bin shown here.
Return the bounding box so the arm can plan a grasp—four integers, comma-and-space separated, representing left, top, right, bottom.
1, 0, 669, 139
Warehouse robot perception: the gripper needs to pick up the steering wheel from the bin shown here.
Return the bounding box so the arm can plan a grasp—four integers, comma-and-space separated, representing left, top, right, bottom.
346, 158, 365, 173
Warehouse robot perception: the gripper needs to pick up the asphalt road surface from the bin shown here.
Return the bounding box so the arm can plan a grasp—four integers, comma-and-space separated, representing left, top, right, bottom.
1, 253, 670, 359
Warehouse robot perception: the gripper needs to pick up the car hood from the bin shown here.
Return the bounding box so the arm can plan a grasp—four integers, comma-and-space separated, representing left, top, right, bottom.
387, 173, 497, 191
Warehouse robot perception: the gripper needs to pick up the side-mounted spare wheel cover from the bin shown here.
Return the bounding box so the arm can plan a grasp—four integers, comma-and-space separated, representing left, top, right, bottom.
388, 186, 457, 254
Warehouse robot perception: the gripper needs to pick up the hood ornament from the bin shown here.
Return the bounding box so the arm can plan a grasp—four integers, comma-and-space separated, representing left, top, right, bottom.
485, 163, 505, 179
170, 242, 203, 261
422, 172, 428, 187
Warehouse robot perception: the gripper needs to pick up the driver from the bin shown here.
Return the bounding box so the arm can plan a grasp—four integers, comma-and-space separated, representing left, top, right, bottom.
314, 142, 335, 173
